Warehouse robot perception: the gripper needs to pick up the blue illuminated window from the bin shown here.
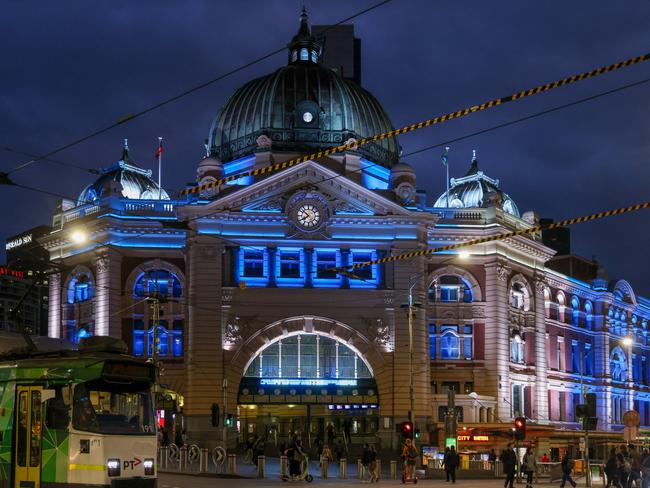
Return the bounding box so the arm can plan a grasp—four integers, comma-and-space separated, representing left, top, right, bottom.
311, 50, 318, 63
243, 250, 264, 277
133, 319, 145, 356
134, 270, 182, 298
76, 327, 92, 343
148, 321, 169, 357
440, 326, 460, 359
238, 248, 269, 286
429, 324, 436, 359
348, 250, 379, 288
313, 249, 342, 287
584, 343, 593, 376
463, 336, 472, 360
300, 48, 309, 60
571, 340, 580, 372
279, 249, 302, 278
440, 286, 459, 302
172, 320, 184, 357
432, 275, 472, 303
67, 274, 94, 304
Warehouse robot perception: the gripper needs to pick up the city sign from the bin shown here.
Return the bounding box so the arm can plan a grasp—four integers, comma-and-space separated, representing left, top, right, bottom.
5, 234, 32, 250
457, 434, 490, 442
259, 378, 357, 387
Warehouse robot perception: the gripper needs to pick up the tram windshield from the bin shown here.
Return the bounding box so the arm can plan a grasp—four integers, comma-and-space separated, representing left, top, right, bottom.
72, 380, 155, 435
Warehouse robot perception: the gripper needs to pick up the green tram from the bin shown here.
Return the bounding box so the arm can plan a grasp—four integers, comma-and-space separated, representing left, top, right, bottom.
0, 335, 157, 488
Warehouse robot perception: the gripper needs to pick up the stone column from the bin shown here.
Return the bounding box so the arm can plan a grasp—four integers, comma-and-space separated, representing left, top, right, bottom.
534, 278, 549, 423
594, 301, 610, 429
94, 249, 122, 337
483, 261, 510, 421
48, 272, 61, 338
184, 236, 224, 447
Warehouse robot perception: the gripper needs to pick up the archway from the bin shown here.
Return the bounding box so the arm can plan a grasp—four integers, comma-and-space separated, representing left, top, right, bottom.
231, 316, 384, 450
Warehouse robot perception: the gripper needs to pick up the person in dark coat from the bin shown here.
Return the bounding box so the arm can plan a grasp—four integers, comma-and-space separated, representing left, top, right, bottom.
560, 453, 577, 488
326, 423, 335, 447
443, 445, 460, 483
605, 447, 619, 488
500, 443, 517, 488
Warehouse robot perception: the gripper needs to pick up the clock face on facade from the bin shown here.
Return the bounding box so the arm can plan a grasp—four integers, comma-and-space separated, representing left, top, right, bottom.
296, 204, 320, 229
302, 111, 314, 123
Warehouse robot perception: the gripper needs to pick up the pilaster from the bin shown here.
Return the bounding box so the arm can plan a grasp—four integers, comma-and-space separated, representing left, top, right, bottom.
48, 272, 61, 338
534, 278, 549, 423
94, 249, 122, 337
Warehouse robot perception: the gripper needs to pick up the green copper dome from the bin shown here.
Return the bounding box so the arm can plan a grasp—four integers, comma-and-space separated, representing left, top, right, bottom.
207, 9, 400, 167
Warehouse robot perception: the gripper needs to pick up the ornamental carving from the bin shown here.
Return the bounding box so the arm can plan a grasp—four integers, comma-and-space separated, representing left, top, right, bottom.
334, 201, 367, 215
370, 318, 391, 348
95, 255, 109, 274
496, 264, 510, 282
535, 279, 547, 294
472, 307, 485, 318
224, 317, 244, 347
256, 134, 272, 149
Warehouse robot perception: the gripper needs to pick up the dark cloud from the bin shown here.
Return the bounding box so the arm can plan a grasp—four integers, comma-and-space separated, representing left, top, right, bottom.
1, 0, 649, 293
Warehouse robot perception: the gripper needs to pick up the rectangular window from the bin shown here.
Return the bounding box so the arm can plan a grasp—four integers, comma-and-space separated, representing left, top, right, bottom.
463, 337, 473, 360
350, 250, 374, 281
149, 320, 168, 357
512, 385, 521, 417
133, 319, 144, 356
584, 344, 593, 376
442, 382, 460, 393
557, 339, 563, 371
429, 324, 437, 359
242, 249, 265, 277
172, 319, 183, 357
571, 340, 580, 373
314, 249, 340, 280
279, 249, 302, 278
440, 286, 459, 302
643, 356, 648, 385
559, 391, 566, 421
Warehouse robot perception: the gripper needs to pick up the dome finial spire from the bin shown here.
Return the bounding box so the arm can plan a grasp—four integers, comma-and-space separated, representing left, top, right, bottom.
466, 149, 479, 176
288, 4, 321, 65
122, 138, 131, 162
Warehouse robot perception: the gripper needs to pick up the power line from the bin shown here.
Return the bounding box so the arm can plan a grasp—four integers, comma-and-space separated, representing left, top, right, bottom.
0, 146, 100, 175
3, 0, 394, 176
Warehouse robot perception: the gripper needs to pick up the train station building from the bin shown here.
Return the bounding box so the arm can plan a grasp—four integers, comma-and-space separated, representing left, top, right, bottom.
37, 10, 650, 456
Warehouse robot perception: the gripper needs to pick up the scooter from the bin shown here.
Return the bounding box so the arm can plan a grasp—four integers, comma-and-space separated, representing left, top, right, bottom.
401, 460, 418, 484
281, 454, 314, 483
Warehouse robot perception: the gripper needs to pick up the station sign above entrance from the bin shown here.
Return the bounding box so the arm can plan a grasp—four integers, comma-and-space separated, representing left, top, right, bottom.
260, 378, 358, 387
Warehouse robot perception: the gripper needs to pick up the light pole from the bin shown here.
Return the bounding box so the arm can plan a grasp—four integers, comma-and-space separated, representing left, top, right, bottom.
579, 346, 594, 488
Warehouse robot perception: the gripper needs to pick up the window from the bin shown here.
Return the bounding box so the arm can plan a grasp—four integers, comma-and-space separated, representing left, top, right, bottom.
559, 391, 566, 421
571, 340, 580, 373
45, 385, 70, 430
132, 319, 183, 359
438, 406, 463, 422
511, 283, 525, 309
300, 48, 309, 61
557, 339, 563, 370
511, 334, 525, 364
431, 275, 472, 303
442, 382, 460, 393
643, 356, 648, 385
291, 50, 298, 62
172, 320, 183, 357
429, 324, 437, 359
349, 250, 378, 284
430, 324, 473, 360
311, 50, 318, 63
440, 326, 460, 359
610, 347, 627, 382
279, 249, 301, 278
67, 272, 94, 304
133, 319, 145, 356
584, 343, 593, 376
242, 249, 265, 278
512, 384, 522, 416
134, 270, 182, 298
313, 249, 341, 283
572, 393, 581, 422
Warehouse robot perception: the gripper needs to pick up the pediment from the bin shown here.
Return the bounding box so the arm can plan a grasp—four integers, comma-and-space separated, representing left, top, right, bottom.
189, 161, 412, 218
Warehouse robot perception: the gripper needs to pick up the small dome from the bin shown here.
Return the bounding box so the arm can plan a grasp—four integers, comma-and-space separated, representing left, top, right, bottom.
198, 155, 222, 169
78, 141, 169, 205
433, 151, 520, 217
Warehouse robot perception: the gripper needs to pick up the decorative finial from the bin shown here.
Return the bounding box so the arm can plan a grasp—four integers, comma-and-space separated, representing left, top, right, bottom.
124, 138, 129, 150
300, 5, 308, 22
472, 149, 477, 162
204, 139, 210, 157
121, 138, 130, 161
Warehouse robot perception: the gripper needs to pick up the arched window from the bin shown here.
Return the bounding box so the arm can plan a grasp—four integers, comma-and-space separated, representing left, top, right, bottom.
556, 291, 566, 322
610, 347, 628, 382
430, 275, 472, 303
544, 288, 551, 318
510, 283, 525, 310
584, 301, 593, 330
244, 333, 372, 379
300, 48, 309, 61
310, 50, 318, 63
129, 264, 184, 358
571, 297, 580, 326
511, 334, 525, 364
67, 272, 94, 304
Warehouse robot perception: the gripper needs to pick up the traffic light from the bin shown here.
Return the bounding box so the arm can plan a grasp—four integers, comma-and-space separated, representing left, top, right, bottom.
401, 421, 414, 439
414, 428, 421, 440
514, 417, 526, 440
224, 413, 234, 428
585, 393, 597, 417
211, 403, 220, 427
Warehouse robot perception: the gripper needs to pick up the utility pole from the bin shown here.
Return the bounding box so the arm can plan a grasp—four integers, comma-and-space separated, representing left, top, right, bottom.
580, 349, 592, 488
223, 378, 228, 448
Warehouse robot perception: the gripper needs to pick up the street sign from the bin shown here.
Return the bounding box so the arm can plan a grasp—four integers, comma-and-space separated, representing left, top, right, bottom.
623, 410, 641, 428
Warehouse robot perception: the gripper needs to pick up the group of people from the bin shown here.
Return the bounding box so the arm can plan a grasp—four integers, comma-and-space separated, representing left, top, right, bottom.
157, 426, 186, 449
605, 444, 650, 488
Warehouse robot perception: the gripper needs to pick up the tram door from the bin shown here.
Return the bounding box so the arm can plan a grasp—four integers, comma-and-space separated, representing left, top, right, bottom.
14, 386, 42, 488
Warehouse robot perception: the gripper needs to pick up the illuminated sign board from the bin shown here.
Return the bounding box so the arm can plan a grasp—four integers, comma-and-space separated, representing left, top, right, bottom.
0, 267, 24, 279
457, 435, 490, 442
5, 234, 32, 250
328, 404, 377, 411
260, 378, 358, 387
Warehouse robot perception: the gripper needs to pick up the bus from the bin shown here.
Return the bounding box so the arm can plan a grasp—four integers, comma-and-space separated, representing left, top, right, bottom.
0, 334, 157, 488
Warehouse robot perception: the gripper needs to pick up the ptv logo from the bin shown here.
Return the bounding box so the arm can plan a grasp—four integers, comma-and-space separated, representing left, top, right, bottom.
123, 457, 142, 470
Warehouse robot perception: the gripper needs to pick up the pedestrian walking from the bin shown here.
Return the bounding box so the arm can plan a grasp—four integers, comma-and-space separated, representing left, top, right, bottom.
401, 438, 418, 481
362, 443, 372, 482
368, 445, 379, 483
327, 422, 335, 446
618, 445, 631, 488
629, 444, 642, 488
443, 445, 460, 483
560, 452, 577, 488
641, 448, 650, 488
500, 443, 517, 488
605, 447, 620, 488
522, 447, 537, 488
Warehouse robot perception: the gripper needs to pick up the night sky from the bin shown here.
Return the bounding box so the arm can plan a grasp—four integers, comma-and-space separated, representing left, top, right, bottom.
2, 1, 649, 295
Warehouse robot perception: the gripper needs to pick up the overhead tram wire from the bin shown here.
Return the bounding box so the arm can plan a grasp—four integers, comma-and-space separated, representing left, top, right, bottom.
182, 50, 650, 197
1, 146, 100, 175
330, 201, 650, 274
3, 0, 394, 177
8, 74, 650, 258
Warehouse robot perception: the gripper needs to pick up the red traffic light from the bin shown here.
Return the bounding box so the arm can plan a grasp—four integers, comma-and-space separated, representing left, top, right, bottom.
514, 417, 526, 440
401, 421, 414, 438
515, 418, 524, 428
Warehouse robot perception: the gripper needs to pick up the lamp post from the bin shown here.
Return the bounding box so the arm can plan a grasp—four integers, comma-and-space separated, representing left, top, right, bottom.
579, 346, 594, 488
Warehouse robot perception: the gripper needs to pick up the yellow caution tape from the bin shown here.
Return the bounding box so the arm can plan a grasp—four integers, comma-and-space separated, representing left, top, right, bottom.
333, 201, 650, 272
181, 52, 650, 196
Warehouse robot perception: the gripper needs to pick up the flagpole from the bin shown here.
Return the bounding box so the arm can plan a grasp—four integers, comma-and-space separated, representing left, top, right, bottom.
158, 137, 163, 200
444, 147, 450, 208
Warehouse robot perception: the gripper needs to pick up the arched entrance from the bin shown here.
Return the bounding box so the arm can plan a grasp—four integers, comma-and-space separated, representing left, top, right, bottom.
236, 329, 380, 450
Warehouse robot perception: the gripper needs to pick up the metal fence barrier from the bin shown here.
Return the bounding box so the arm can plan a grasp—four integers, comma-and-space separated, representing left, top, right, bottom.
280, 455, 288, 477
199, 448, 208, 473
321, 456, 329, 479
257, 455, 265, 478
357, 459, 363, 480
228, 453, 237, 475
339, 458, 347, 479
179, 446, 187, 472
390, 460, 397, 480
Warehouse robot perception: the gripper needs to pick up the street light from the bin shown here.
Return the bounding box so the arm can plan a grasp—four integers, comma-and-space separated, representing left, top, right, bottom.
70, 229, 87, 244
622, 336, 633, 347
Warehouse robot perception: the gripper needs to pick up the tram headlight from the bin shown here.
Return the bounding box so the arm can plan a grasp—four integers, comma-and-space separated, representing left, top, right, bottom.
107, 458, 121, 477
144, 458, 155, 475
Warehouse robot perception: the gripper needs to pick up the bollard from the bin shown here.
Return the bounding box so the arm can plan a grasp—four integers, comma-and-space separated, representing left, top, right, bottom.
357, 459, 363, 480
280, 455, 288, 477
427, 458, 435, 479
376, 459, 381, 480
339, 458, 347, 479
228, 453, 237, 475
179, 446, 188, 472
321, 456, 329, 479
199, 448, 208, 473
257, 455, 265, 478
390, 460, 397, 480
159, 446, 168, 470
